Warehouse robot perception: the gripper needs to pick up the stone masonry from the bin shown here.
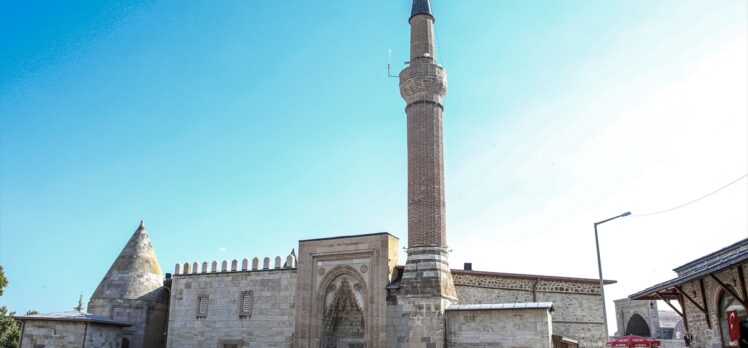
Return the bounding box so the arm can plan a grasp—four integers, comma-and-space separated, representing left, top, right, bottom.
15, 312, 131, 348
445, 305, 554, 348
452, 270, 612, 348
87, 221, 169, 348
167, 260, 297, 348
294, 233, 399, 348
19, 320, 124, 348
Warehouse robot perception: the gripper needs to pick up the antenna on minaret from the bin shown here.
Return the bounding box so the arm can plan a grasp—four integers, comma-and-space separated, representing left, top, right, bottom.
387, 49, 399, 78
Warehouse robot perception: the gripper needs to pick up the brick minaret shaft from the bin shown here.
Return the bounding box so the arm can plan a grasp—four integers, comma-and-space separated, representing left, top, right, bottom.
399, 0, 456, 302
402, 0, 446, 249
397, 3, 456, 345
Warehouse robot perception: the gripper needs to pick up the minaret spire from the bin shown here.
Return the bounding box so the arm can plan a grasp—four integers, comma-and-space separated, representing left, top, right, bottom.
410, 0, 433, 19
398, 1, 457, 346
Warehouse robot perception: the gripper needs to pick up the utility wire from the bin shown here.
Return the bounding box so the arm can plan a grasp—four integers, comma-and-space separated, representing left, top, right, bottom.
633, 173, 748, 217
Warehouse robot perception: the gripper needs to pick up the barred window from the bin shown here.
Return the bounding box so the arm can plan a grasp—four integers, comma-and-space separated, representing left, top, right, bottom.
239, 290, 253, 318
197, 296, 209, 317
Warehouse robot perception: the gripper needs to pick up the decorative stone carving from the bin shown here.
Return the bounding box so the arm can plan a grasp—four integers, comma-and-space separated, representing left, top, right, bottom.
318, 266, 368, 347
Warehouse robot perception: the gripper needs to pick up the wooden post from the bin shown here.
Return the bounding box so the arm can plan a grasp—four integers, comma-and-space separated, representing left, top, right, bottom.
698, 279, 712, 329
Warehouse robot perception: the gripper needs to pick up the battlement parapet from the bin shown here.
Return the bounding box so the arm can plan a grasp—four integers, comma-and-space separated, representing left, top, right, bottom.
173, 252, 297, 275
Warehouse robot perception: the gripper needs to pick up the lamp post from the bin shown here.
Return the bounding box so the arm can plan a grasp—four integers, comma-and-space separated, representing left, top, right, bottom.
595, 211, 631, 339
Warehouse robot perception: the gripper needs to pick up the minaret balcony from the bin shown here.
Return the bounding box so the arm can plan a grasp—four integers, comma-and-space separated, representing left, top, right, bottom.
399, 63, 447, 105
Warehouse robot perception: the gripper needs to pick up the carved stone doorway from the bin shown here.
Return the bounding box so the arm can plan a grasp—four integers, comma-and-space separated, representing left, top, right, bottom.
320, 271, 367, 348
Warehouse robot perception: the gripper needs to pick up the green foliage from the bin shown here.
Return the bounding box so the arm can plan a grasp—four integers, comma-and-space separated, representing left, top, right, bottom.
0, 266, 7, 297
0, 266, 20, 348
0, 306, 19, 348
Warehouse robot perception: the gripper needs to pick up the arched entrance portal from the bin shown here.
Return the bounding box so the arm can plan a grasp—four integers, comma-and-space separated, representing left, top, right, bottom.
319, 267, 367, 347
626, 313, 651, 337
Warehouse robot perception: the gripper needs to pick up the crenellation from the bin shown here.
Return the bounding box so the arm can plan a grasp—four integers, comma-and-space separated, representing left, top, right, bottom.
285, 254, 296, 268
172, 255, 300, 277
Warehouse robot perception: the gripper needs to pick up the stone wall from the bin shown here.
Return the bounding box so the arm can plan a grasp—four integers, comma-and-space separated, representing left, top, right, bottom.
613, 298, 660, 338
453, 271, 607, 348
20, 321, 123, 348
294, 233, 399, 348
445, 308, 553, 348
166, 267, 297, 348
677, 264, 748, 348
88, 296, 169, 348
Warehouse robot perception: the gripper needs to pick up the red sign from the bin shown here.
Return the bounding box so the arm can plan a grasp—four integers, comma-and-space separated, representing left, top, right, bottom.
727, 309, 740, 341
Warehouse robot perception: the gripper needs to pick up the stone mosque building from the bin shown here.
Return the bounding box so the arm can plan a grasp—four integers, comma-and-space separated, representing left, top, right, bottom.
15, 1, 613, 347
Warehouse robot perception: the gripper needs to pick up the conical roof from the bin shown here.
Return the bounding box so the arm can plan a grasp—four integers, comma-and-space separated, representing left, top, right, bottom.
410, 0, 433, 20
91, 221, 164, 300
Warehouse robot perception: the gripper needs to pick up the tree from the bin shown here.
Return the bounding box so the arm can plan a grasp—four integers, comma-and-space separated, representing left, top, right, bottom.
0, 307, 19, 348
0, 266, 7, 297
0, 265, 20, 348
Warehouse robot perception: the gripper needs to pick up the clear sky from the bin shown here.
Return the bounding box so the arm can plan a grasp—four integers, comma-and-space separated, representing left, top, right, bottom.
1, 0, 746, 334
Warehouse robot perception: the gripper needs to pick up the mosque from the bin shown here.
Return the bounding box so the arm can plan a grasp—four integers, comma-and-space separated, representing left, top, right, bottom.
15, 1, 612, 347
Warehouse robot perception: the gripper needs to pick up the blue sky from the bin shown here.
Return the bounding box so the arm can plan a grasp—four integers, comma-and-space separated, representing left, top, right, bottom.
1, 1, 746, 331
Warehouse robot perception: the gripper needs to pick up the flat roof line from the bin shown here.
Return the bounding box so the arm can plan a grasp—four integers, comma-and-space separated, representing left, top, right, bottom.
299, 232, 398, 242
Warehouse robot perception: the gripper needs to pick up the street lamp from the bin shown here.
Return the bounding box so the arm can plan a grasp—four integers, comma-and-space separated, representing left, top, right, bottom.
595, 211, 631, 339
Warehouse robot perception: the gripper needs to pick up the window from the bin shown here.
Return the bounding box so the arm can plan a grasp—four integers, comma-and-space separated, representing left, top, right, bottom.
197, 295, 209, 318
718, 286, 747, 347
219, 340, 241, 348
121, 338, 130, 348
239, 291, 253, 319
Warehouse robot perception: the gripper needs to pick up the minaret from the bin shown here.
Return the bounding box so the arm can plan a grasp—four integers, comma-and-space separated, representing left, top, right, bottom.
398, 0, 457, 345
88, 221, 169, 348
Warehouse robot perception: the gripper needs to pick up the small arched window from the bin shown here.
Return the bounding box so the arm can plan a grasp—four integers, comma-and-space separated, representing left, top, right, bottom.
718, 286, 747, 347
120, 338, 130, 348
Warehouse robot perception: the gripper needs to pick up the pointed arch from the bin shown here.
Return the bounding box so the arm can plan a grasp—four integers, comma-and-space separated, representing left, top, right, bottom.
626, 313, 651, 337
317, 265, 368, 347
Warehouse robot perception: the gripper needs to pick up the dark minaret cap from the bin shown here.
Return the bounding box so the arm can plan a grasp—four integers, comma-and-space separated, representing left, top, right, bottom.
410, 0, 433, 20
